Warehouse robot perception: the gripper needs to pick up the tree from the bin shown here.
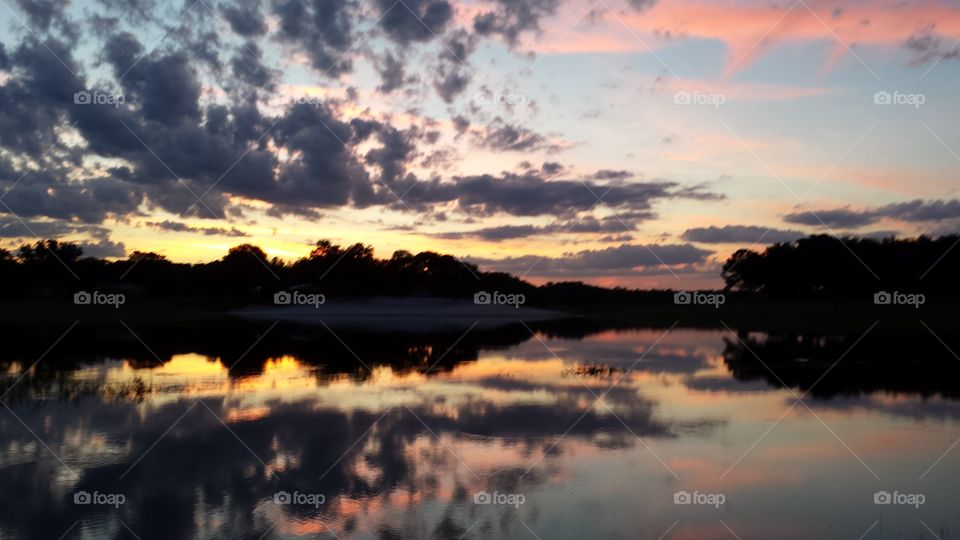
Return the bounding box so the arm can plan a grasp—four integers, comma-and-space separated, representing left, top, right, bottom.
17, 240, 83, 264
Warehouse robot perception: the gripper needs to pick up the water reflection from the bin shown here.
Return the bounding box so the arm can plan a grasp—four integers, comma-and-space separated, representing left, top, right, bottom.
1, 321, 959, 539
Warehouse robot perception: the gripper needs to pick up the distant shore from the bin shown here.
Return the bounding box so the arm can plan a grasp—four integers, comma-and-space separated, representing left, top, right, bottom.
2, 296, 955, 333
233, 297, 568, 331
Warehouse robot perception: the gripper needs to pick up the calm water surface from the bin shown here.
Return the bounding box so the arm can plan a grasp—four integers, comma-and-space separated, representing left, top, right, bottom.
1, 322, 959, 539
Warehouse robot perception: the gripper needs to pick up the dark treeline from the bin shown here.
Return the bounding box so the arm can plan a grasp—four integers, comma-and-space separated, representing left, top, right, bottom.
723, 234, 960, 299
1, 239, 537, 301
0, 238, 681, 309
3, 234, 959, 305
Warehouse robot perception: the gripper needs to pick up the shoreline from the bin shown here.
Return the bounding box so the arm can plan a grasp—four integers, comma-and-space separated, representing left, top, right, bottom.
0, 297, 955, 333
232, 297, 570, 331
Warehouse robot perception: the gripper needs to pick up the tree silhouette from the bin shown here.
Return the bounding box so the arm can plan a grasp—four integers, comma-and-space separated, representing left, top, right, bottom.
722, 234, 960, 299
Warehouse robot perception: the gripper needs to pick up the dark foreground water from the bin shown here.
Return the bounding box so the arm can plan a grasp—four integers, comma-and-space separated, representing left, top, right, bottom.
1, 319, 959, 539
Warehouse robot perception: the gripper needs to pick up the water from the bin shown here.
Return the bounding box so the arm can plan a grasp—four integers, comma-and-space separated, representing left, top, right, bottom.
1, 320, 959, 539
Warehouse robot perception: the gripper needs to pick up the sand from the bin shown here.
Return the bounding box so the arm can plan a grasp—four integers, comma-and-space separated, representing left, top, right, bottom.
232, 297, 568, 331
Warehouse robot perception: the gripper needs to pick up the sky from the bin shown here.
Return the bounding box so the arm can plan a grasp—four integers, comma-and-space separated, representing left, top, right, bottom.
0, 0, 959, 288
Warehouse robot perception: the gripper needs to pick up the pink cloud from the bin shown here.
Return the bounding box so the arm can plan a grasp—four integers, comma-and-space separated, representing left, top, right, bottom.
516, 0, 960, 74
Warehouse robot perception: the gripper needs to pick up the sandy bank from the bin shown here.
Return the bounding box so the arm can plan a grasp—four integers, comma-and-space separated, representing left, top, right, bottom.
232, 297, 569, 331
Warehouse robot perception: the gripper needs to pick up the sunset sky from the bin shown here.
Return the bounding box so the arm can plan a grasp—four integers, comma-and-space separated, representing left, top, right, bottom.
1, 0, 959, 287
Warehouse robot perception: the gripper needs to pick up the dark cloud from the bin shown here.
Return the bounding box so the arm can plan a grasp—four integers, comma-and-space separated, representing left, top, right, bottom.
0, 216, 111, 239
472, 0, 559, 46
625, 0, 657, 11
146, 220, 249, 236
0, 215, 124, 258
376, 0, 453, 44
221, 0, 267, 36
269, 102, 372, 207
396, 171, 719, 218
2, 170, 146, 223
904, 32, 959, 65
434, 64, 472, 103
1, 38, 82, 157
433, 29, 476, 102
272, 0, 354, 74
541, 162, 564, 176
784, 199, 960, 229
112, 48, 202, 125
437, 224, 540, 240
469, 243, 712, 277
592, 169, 632, 180
451, 114, 470, 134
474, 118, 560, 152
883, 199, 960, 222
230, 42, 275, 89
783, 206, 878, 228
376, 52, 407, 93
78, 237, 126, 258
363, 123, 420, 186
682, 225, 806, 244
435, 214, 648, 241
448, 174, 700, 216
0, 0, 730, 245
94, 0, 158, 23
15, 0, 68, 30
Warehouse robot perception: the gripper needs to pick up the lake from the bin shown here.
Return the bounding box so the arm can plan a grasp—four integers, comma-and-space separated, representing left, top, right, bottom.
1, 319, 959, 539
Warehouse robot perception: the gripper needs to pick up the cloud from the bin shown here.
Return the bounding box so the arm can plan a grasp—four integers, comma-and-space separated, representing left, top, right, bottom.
220, 0, 267, 36
14, 0, 68, 30
396, 171, 721, 217
377, 0, 453, 44
0, 216, 110, 239
110, 45, 202, 125
682, 225, 806, 244
433, 29, 476, 102
904, 32, 960, 66
469, 243, 713, 277
376, 52, 408, 93
435, 214, 653, 240
272, 0, 355, 74
78, 238, 126, 258
0, 215, 125, 258
145, 221, 249, 237
784, 199, 960, 229
0, 0, 729, 252
783, 206, 879, 228
472, 0, 559, 47
474, 118, 561, 152
625, 0, 657, 11
521, 0, 960, 74
230, 42, 275, 89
